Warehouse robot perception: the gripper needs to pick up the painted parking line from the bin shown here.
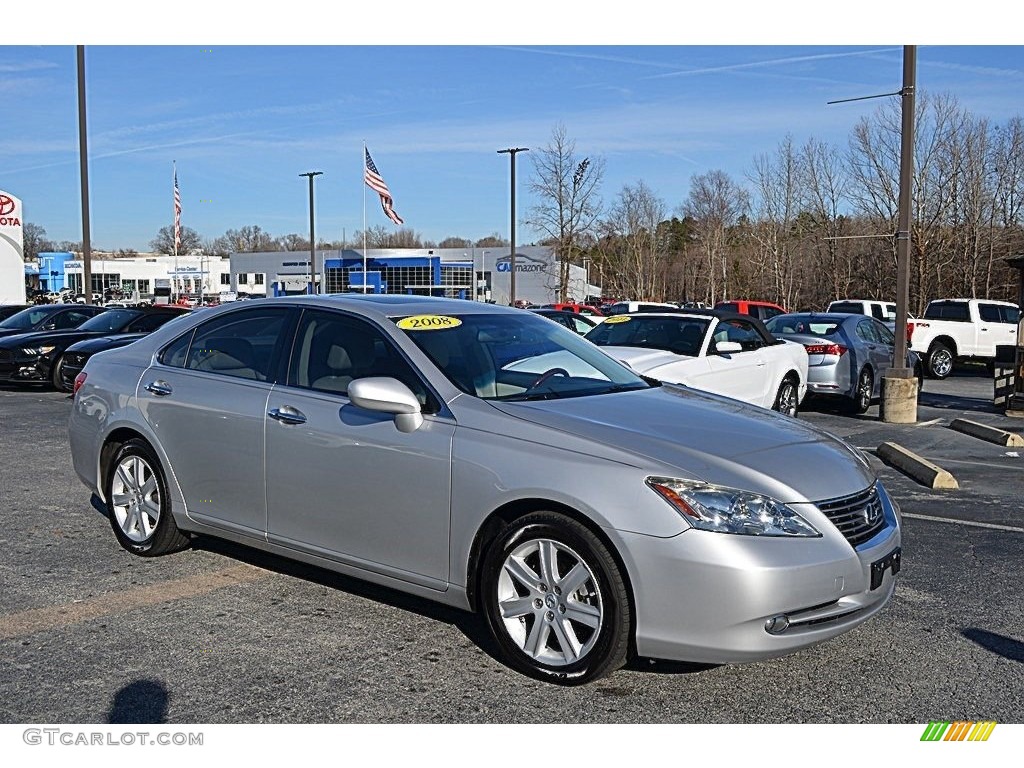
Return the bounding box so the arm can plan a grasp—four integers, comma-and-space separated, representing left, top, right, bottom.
902, 512, 1024, 534
0, 563, 268, 641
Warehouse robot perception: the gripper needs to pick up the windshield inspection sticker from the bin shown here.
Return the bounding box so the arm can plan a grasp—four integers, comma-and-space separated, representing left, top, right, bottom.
396, 315, 463, 331
603, 316, 632, 324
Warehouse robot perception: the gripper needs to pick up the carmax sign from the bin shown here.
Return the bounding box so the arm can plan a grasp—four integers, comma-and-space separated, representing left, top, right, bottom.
495, 253, 548, 273
0, 189, 27, 304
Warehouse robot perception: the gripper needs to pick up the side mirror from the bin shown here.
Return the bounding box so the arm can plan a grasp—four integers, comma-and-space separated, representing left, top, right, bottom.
348, 377, 424, 433
715, 340, 743, 355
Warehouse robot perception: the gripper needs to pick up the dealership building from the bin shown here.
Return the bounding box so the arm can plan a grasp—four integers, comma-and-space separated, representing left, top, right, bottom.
30, 245, 598, 305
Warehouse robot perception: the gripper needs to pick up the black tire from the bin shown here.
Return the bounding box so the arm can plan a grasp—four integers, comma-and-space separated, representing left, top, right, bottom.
771, 377, 800, 417
480, 511, 631, 685
51, 354, 69, 392
926, 342, 954, 380
847, 367, 873, 414
104, 438, 189, 556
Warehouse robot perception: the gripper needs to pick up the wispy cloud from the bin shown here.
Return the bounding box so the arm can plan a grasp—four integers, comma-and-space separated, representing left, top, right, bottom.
0, 60, 60, 73
646, 48, 900, 80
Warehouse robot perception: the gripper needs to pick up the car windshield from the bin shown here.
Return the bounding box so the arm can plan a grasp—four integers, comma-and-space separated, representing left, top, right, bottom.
585, 315, 710, 356
0, 306, 55, 330
395, 312, 651, 401
765, 315, 841, 337
78, 309, 142, 333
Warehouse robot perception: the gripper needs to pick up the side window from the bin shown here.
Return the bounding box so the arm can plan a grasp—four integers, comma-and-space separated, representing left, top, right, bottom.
127, 312, 176, 333
978, 303, 1002, 323
761, 306, 784, 320
870, 304, 886, 320
54, 310, 92, 329
723, 320, 763, 351
160, 307, 289, 381
288, 309, 431, 407
856, 320, 880, 343
876, 322, 895, 346
1003, 305, 1020, 325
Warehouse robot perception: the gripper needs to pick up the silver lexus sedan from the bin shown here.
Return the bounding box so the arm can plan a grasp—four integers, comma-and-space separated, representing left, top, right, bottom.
68, 295, 902, 685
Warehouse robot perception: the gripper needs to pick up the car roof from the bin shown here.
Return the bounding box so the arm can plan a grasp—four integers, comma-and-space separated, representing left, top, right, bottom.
228, 294, 521, 322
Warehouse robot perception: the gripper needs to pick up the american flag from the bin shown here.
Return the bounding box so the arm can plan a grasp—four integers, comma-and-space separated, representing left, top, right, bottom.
364, 148, 404, 225
173, 168, 182, 251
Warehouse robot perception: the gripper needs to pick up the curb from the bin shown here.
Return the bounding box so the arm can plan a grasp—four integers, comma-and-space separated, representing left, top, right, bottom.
949, 418, 1024, 447
876, 441, 959, 490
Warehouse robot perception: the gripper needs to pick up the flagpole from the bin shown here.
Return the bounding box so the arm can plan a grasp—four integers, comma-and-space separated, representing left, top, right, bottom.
366, 140, 370, 292
172, 161, 178, 302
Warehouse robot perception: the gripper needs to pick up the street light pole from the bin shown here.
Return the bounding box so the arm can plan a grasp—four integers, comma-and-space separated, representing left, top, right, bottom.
76, 45, 93, 304
300, 171, 322, 295
497, 147, 528, 306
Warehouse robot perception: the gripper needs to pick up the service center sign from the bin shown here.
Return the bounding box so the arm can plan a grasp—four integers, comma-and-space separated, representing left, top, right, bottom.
0, 189, 27, 304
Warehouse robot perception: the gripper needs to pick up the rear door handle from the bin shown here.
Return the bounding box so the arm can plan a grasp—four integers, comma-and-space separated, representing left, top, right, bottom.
268, 406, 307, 425
143, 380, 173, 396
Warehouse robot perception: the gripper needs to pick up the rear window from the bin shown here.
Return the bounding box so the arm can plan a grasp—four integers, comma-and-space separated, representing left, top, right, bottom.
828, 302, 864, 315
716, 302, 740, 313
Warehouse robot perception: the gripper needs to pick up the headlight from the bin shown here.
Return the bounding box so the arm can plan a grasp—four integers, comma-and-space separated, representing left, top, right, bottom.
646, 477, 821, 537
19, 345, 57, 356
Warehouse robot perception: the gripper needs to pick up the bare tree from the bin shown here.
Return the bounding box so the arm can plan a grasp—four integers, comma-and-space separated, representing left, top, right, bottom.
681, 170, 749, 304
599, 181, 668, 301
748, 136, 802, 308
277, 233, 311, 252
22, 223, 55, 262
151, 225, 203, 256
525, 123, 604, 301
799, 137, 854, 305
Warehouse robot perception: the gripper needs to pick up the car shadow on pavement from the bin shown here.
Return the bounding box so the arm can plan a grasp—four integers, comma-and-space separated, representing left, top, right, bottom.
918, 391, 1001, 414
106, 678, 170, 723
962, 627, 1024, 664
190, 534, 506, 667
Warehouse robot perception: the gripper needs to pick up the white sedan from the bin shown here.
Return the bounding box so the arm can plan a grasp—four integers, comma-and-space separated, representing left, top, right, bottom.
584, 310, 809, 416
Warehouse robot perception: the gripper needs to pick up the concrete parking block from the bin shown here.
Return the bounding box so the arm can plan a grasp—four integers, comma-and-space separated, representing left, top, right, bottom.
949, 418, 1024, 447
876, 441, 959, 490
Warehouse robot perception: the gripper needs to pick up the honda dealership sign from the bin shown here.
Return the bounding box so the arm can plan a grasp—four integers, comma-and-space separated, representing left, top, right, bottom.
0, 190, 27, 304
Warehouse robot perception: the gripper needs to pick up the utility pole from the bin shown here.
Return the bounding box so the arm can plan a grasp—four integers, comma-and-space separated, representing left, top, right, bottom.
300, 171, 322, 295
881, 45, 919, 423
76, 45, 92, 303
497, 147, 528, 306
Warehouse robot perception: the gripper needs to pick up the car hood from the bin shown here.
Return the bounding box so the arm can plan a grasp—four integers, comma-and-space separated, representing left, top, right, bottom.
596, 345, 693, 374
0, 328, 101, 348
487, 385, 874, 504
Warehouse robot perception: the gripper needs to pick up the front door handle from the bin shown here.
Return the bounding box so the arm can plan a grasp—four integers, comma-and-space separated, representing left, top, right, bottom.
268, 406, 307, 425
143, 380, 173, 396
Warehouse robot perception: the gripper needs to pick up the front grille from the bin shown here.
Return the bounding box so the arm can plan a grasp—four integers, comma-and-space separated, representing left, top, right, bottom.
815, 486, 886, 548
65, 353, 87, 367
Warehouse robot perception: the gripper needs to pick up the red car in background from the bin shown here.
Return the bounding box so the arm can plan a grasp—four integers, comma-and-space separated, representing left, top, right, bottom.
714, 300, 787, 322
540, 302, 605, 319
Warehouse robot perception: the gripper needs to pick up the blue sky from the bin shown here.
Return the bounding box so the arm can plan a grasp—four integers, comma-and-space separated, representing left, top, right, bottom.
2, 7, 1020, 252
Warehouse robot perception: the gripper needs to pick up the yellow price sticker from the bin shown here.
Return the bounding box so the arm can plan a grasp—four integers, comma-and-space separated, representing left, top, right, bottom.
396, 315, 463, 331
604, 316, 632, 324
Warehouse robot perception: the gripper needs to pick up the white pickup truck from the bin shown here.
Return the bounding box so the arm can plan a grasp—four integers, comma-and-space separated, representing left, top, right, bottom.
910, 298, 1019, 379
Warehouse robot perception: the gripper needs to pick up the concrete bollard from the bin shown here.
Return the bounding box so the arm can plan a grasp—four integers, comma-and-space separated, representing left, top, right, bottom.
880, 373, 918, 424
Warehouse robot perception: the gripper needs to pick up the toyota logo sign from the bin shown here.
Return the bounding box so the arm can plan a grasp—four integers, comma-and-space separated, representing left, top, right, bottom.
0, 195, 15, 216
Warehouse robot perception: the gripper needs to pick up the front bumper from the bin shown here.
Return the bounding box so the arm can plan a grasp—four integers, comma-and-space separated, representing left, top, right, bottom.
0, 354, 52, 382
619, 498, 901, 664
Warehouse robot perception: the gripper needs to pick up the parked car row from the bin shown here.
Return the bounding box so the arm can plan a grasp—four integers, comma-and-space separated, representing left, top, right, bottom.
0, 304, 191, 391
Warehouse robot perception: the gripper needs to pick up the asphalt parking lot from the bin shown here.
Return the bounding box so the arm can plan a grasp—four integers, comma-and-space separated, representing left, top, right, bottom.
1, 369, 1022, 724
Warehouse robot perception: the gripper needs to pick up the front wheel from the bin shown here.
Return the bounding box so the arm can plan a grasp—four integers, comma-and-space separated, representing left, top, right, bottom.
771, 377, 800, 417
51, 354, 70, 392
105, 438, 189, 556
927, 342, 954, 379
480, 512, 631, 685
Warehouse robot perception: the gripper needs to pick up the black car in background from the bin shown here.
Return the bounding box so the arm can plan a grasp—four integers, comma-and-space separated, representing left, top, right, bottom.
530, 308, 599, 335
0, 304, 106, 340
0, 306, 190, 389
0, 305, 30, 322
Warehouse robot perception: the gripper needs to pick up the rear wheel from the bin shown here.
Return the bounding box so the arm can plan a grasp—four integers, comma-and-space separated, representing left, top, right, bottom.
480, 511, 631, 685
105, 438, 189, 556
771, 377, 800, 417
926, 342, 954, 379
848, 368, 873, 414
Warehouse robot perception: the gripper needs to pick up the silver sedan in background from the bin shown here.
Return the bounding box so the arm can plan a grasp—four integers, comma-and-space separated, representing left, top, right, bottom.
69, 296, 901, 685
765, 312, 924, 414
